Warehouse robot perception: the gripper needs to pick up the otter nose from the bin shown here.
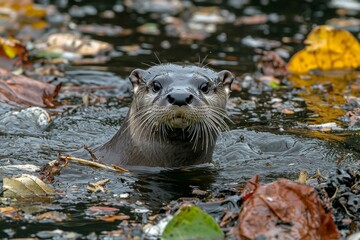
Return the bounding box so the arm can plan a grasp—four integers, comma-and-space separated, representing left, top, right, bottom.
167, 92, 194, 106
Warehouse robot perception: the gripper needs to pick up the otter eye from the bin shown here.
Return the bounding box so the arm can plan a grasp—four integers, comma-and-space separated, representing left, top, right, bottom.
200, 82, 210, 94
151, 81, 162, 92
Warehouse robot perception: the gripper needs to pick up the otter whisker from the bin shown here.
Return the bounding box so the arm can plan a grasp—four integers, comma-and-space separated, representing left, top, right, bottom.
154, 52, 162, 65
200, 54, 208, 68
141, 62, 154, 67
132, 108, 159, 142
205, 119, 218, 152
154, 52, 170, 76
150, 61, 159, 66
208, 111, 229, 131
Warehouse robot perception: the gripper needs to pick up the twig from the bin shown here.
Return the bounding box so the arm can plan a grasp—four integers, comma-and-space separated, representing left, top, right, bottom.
330, 186, 339, 201
48, 155, 129, 173
111, 164, 130, 172
83, 145, 99, 162
339, 200, 355, 218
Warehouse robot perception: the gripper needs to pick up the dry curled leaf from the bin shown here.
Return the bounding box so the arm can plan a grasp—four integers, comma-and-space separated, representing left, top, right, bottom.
288, 25, 360, 73
237, 178, 340, 240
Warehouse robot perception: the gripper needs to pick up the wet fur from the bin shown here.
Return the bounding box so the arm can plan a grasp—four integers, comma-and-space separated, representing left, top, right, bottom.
95, 64, 233, 167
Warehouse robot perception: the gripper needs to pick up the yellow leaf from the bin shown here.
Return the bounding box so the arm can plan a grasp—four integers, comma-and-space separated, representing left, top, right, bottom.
288, 25, 360, 73
3, 44, 17, 58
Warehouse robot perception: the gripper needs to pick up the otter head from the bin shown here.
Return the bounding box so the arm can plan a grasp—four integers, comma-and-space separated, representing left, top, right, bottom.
128, 64, 233, 151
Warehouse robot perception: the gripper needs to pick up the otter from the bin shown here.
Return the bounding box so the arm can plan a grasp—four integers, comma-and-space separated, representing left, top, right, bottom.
95, 64, 234, 167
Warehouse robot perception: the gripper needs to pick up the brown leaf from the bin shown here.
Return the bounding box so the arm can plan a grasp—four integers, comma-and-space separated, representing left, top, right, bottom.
87, 206, 119, 214
240, 175, 259, 202
36, 211, 68, 222
257, 51, 288, 77
235, 14, 268, 26
39, 153, 70, 183
96, 215, 130, 222
0, 207, 21, 220
0, 68, 61, 107
237, 178, 340, 240
281, 109, 295, 115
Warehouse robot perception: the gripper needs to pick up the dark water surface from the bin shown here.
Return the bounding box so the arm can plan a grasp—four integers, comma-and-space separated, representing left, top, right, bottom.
0, 0, 359, 238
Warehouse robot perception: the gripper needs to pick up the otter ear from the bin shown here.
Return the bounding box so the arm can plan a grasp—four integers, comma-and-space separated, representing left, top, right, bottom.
129, 69, 146, 94
218, 70, 234, 94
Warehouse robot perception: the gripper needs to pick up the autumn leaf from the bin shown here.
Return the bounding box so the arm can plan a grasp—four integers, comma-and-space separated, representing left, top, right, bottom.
0, 36, 31, 70
0, 207, 21, 220
238, 178, 340, 239
87, 206, 119, 214
96, 215, 130, 222
0, 68, 61, 107
3, 174, 55, 198
0, 1, 47, 30
36, 211, 68, 222
288, 25, 360, 73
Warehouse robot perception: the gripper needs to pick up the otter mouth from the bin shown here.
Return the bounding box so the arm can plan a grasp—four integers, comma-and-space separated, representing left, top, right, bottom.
168, 112, 191, 128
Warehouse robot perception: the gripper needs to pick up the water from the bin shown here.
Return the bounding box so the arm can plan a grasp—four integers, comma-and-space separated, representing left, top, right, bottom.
0, 0, 359, 238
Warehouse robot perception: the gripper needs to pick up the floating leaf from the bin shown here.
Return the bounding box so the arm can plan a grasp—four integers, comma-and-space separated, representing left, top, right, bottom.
162, 205, 224, 240
3, 174, 55, 198
288, 25, 360, 73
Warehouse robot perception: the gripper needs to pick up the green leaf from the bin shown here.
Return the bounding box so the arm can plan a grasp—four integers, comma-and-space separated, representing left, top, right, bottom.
162, 205, 224, 240
34, 50, 63, 58
269, 80, 280, 89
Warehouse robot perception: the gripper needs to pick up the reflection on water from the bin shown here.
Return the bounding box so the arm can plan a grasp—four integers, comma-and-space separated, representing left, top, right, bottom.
290, 71, 358, 126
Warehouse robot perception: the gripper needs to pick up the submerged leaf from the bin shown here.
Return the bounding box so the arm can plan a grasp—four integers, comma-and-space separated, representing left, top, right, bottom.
162, 205, 224, 240
288, 25, 360, 73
